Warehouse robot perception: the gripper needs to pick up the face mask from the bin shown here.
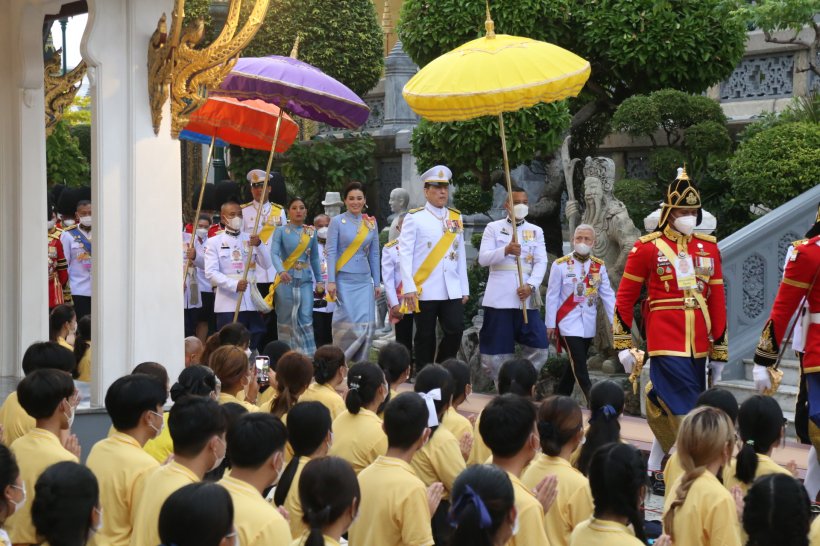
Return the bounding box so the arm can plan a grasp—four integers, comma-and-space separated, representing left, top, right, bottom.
79, 216, 92, 228
512, 514, 520, 536
211, 437, 226, 471
9, 482, 26, 514
228, 217, 243, 231
244, 348, 252, 360
62, 218, 76, 228
512, 204, 528, 220
317, 227, 328, 240
91, 507, 103, 534
64, 401, 75, 428
574, 242, 591, 256
327, 431, 334, 450
69, 321, 78, 334
196, 228, 208, 239
149, 410, 164, 438
47, 219, 56, 230
674, 215, 697, 235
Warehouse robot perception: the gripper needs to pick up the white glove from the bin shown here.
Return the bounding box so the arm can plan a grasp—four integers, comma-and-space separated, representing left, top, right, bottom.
708, 361, 725, 383
753, 364, 771, 393
618, 349, 636, 374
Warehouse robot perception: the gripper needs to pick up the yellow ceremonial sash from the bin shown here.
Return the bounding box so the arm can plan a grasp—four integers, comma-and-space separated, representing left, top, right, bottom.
257, 204, 283, 244
264, 229, 311, 307
324, 217, 373, 303
399, 209, 461, 313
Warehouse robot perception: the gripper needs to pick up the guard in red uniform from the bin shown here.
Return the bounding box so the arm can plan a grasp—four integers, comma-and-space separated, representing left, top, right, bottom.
47, 203, 70, 309
613, 167, 727, 490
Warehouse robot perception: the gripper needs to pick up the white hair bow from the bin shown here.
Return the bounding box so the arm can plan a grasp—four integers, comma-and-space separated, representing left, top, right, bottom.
418, 389, 442, 428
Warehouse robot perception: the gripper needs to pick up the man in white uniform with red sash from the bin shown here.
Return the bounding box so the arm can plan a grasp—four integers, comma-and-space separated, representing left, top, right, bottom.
545, 223, 615, 403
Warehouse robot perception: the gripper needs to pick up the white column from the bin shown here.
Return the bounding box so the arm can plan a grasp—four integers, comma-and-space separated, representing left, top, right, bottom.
0, 1, 54, 376
82, 0, 183, 404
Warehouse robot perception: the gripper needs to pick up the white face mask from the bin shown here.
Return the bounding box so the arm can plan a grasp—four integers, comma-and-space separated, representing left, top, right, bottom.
47, 219, 56, 230
211, 437, 226, 471
79, 216, 92, 228
228, 217, 243, 231
196, 228, 209, 239
91, 506, 103, 534
512, 514, 520, 536
64, 401, 75, 428
512, 204, 528, 220
574, 242, 591, 256
149, 410, 164, 438
62, 218, 76, 228
674, 215, 697, 235
317, 227, 329, 240
9, 482, 26, 514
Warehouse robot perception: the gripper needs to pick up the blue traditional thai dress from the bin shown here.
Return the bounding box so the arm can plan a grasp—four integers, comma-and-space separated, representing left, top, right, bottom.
326, 211, 380, 362
270, 223, 322, 355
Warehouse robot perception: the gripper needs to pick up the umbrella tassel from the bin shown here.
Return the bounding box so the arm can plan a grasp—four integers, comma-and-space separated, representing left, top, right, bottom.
183, 134, 217, 287
234, 110, 285, 321
498, 113, 528, 324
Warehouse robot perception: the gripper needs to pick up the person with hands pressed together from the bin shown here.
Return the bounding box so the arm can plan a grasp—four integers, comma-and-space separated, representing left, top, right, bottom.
5, 369, 81, 546
478, 186, 549, 382
204, 200, 271, 351
348, 392, 443, 546
325, 181, 381, 362
399, 166, 469, 369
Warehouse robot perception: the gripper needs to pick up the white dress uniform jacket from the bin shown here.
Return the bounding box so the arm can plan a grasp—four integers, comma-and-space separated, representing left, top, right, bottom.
241, 200, 286, 283
314, 241, 336, 314
478, 218, 547, 310
204, 230, 272, 313
193, 230, 213, 294
398, 202, 469, 301
381, 240, 406, 310
60, 227, 92, 297
545, 254, 616, 338
183, 231, 205, 310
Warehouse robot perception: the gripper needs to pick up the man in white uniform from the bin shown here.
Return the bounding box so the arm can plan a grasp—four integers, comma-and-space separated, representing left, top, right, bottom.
545, 223, 615, 403
312, 214, 335, 347
382, 213, 413, 356
478, 186, 548, 381
399, 165, 469, 369
241, 169, 287, 344
205, 200, 272, 350
60, 199, 93, 319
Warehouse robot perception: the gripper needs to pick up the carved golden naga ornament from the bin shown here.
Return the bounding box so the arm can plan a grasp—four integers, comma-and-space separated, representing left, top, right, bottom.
44, 50, 87, 136
147, 0, 270, 137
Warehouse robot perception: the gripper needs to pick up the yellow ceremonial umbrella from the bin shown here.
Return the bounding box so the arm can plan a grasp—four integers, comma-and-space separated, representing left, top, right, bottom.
402, 3, 591, 322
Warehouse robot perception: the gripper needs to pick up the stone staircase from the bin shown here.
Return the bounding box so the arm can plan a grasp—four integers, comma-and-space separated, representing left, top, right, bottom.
716, 346, 801, 438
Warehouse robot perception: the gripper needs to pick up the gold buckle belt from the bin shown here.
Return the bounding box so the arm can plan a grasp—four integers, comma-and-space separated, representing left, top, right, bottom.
291, 262, 309, 270
648, 297, 697, 311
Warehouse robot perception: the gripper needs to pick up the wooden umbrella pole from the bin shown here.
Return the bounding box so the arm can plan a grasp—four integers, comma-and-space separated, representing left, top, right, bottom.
233, 109, 285, 321
498, 113, 528, 324
183, 134, 217, 286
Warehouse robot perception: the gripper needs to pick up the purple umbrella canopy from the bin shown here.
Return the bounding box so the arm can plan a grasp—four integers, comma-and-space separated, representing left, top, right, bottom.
214, 56, 370, 129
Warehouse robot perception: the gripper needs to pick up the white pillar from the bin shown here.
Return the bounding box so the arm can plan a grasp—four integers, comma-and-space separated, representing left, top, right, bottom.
83, 0, 183, 404
0, 1, 54, 376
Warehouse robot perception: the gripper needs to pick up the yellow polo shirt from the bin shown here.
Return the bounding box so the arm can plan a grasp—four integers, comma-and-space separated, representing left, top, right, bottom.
57, 336, 73, 350
291, 535, 341, 546
378, 388, 399, 419
810, 514, 820, 546
219, 475, 290, 546
129, 461, 200, 546
77, 343, 92, 382
663, 470, 741, 546
328, 409, 387, 474
410, 426, 465, 495
722, 453, 790, 495
259, 386, 276, 406
506, 470, 549, 546
348, 456, 434, 546
87, 432, 160, 546
6, 428, 79, 544
663, 452, 683, 493
468, 411, 491, 466
569, 518, 644, 546
218, 391, 259, 412
440, 407, 472, 446
299, 382, 346, 420
522, 454, 593, 546
0, 392, 35, 446
285, 456, 310, 539
143, 412, 173, 463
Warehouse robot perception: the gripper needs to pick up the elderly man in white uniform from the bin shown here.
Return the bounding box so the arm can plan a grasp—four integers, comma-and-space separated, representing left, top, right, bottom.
477, 186, 549, 381
399, 165, 469, 369
545, 223, 616, 403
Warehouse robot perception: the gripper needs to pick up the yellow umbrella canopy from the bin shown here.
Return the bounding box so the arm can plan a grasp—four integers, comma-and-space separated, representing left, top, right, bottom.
402, 12, 591, 121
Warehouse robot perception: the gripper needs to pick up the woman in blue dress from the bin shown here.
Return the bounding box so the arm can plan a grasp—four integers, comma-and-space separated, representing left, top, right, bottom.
326, 181, 380, 361
270, 197, 322, 355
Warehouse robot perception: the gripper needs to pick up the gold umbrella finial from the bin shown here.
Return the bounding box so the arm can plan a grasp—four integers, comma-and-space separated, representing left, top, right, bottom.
290, 34, 302, 59
485, 0, 495, 38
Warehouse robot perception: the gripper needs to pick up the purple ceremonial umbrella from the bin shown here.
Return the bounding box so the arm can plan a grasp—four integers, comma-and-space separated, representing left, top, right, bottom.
214, 55, 370, 129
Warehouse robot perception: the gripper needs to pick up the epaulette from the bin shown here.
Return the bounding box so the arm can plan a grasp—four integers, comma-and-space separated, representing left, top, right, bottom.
447, 206, 461, 215
693, 233, 717, 243
590, 256, 605, 265
792, 238, 808, 248
48, 231, 61, 241
554, 254, 572, 265
409, 207, 424, 214
271, 202, 284, 211
638, 232, 662, 244
240, 202, 253, 208
384, 239, 399, 248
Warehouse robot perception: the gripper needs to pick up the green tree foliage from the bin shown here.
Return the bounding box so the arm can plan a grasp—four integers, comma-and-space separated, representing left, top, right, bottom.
69, 124, 91, 164
62, 95, 91, 125
453, 181, 493, 216
242, 0, 384, 97
729, 122, 820, 211
613, 178, 662, 230
46, 121, 90, 187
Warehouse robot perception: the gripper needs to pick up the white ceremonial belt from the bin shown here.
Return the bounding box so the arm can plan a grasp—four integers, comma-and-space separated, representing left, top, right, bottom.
490, 264, 533, 274
810, 313, 820, 324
